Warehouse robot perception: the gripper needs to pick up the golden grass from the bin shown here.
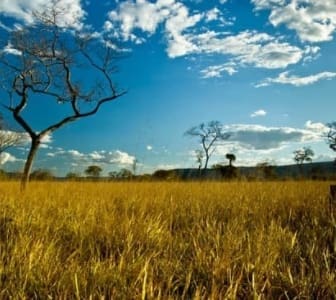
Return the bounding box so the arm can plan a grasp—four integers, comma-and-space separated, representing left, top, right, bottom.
0, 181, 335, 299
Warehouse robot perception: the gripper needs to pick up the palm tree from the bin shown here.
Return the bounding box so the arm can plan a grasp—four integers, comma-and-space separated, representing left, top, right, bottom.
226, 153, 236, 167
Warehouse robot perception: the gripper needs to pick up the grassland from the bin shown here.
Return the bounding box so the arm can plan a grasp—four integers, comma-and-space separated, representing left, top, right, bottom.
0, 181, 335, 299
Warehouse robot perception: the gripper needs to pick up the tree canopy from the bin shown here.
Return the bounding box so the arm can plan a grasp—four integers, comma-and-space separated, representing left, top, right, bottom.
85, 165, 102, 178
185, 121, 230, 170
0, 3, 126, 189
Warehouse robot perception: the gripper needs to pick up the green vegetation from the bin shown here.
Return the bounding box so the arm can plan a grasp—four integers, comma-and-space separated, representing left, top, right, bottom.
0, 181, 335, 298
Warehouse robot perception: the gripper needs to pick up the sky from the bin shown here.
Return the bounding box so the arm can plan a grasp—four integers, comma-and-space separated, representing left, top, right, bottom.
0, 0, 335, 176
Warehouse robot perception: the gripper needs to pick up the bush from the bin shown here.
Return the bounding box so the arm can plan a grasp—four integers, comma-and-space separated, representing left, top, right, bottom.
30, 169, 54, 180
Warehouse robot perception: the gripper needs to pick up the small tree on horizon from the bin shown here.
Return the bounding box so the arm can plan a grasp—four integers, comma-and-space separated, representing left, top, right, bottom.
326, 122, 336, 155
225, 153, 236, 167
185, 121, 230, 170
293, 147, 314, 165
30, 168, 54, 180
85, 165, 102, 178
293, 147, 314, 176
66, 172, 81, 180
195, 149, 204, 170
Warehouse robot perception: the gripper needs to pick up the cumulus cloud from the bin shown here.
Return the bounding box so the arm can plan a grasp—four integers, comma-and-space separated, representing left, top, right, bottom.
250, 109, 267, 118
2, 42, 22, 56
252, 0, 336, 43
195, 30, 307, 69
221, 121, 327, 150
46, 148, 136, 166
106, 0, 172, 42
304, 120, 329, 133
165, 3, 203, 57
205, 7, 221, 22
106, 2, 314, 71
200, 63, 237, 78
0, 0, 85, 29
256, 71, 336, 87
0, 152, 17, 165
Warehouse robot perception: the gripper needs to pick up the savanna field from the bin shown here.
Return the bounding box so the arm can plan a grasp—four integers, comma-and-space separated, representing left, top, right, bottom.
0, 181, 335, 299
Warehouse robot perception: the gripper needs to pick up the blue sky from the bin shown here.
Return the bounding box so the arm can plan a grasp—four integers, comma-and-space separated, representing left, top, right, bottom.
0, 0, 336, 176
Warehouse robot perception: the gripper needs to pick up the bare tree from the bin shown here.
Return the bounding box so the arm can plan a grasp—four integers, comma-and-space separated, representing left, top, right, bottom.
195, 149, 204, 170
327, 122, 336, 152
132, 158, 138, 176
185, 121, 230, 170
0, 5, 126, 189
293, 147, 314, 173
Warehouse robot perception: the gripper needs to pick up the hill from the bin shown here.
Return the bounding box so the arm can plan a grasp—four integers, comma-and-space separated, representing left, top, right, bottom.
154, 161, 336, 180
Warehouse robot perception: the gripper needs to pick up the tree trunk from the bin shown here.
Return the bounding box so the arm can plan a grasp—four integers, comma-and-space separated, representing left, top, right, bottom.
21, 138, 40, 190
204, 156, 209, 170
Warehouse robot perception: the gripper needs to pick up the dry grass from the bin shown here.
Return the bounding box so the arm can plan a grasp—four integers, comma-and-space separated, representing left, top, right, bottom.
0, 181, 335, 299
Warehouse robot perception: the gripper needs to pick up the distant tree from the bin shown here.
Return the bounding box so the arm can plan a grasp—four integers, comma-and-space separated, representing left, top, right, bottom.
117, 168, 133, 179
132, 158, 138, 176
85, 165, 102, 178
108, 171, 119, 179
326, 122, 336, 152
152, 169, 178, 181
0, 169, 7, 180
293, 147, 314, 177
185, 121, 230, 170
256, 161, 277, 180
195, 149, 204, 170
0, 4, 126, 189
225, 153, 236, 167
66, 172, 80, 180
30, 169, 54, 180
212, 164, 238, 179
293, 147, 314, 165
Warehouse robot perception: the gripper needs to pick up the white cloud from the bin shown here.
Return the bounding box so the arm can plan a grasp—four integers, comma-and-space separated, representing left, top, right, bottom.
155, 163, 182, 170
147, 145, 153, 151
109, 150, 135, 165
107, 0, 203, 55
0, 21, 11, 31
205, 7, 220, 22
252, 0, 287, 9
107, 2, 310, 70
200, 63, 237, 78
0, 152, 17, 165
2, 42, 22, 56
107, 0, 177, 42
252, 0, 336, 43
250, 109, 267, 118
68, 149, 85, 158
195, 30, 305, 69
165, 4, 203, 57
256, 71, 336, 87
46, 148, 135, 166
304, 120, 329, 133
89, 151, 105, 160
0, 0, 85, 29
221, 121, 326, 150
